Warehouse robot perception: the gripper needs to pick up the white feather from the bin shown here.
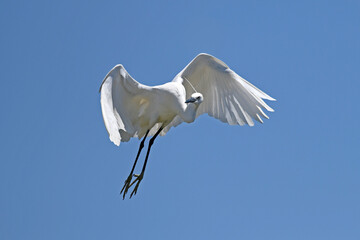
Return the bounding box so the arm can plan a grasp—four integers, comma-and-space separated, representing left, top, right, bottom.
170, 53, 275, 128
100, 54, 275, 146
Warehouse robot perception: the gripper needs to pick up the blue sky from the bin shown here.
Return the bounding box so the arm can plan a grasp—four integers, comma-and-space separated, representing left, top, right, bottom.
1, 0, 359, 239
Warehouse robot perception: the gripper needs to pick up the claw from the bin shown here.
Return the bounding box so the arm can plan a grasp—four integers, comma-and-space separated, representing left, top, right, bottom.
120, 175, 133, 199
120, 173, 144, 199
129, 173, 144, 198
130, 181, 140, 198
129, 173, 143, 187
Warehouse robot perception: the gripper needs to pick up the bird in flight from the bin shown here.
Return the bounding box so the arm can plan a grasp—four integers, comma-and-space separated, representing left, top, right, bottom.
99, 53, 275, 199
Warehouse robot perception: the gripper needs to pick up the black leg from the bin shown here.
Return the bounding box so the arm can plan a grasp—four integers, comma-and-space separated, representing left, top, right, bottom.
129, 126, 163, 198
120, 130, 149, 199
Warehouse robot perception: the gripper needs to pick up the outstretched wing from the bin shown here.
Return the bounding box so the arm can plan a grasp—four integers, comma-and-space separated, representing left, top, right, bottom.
99, 65, 152, 146
172, 53, 275, 126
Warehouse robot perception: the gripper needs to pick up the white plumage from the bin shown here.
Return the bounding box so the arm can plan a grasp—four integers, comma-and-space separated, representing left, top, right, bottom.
99, 53, 275, 198
100, 53, 275, 146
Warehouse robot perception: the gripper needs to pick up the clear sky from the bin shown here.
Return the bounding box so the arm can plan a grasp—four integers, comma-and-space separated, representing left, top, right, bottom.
1, 0, 359, 239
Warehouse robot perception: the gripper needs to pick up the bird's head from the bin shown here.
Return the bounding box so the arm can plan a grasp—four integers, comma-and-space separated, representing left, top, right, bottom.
185, 92, 203, 105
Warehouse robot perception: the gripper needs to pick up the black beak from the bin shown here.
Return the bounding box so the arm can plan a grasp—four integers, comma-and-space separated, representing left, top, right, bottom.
185, 97, 196, 103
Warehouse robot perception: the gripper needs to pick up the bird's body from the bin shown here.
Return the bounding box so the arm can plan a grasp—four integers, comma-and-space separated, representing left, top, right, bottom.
142, 82, 202, 124
99, 53, 275, 198
137, 82, 191, 124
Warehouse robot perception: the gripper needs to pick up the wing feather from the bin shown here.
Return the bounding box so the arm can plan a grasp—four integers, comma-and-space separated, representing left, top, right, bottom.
172, 53, 275, 127
99, 65, 152, 146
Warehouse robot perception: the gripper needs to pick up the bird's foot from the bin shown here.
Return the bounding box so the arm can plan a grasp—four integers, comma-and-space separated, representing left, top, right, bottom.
120, 174, 133, 199
129, 173, 144, 198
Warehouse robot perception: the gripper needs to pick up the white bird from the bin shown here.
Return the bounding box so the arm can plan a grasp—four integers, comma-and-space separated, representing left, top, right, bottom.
99, 53, 275, 198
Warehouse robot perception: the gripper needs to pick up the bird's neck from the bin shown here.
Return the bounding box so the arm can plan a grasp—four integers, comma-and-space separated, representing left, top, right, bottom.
181, 103, 200, 123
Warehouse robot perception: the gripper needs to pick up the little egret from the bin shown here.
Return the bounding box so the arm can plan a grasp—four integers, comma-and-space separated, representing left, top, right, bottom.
99, 53, 275, 199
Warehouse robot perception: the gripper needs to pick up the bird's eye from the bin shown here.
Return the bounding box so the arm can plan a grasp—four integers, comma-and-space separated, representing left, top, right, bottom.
196, 96, 200, 100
